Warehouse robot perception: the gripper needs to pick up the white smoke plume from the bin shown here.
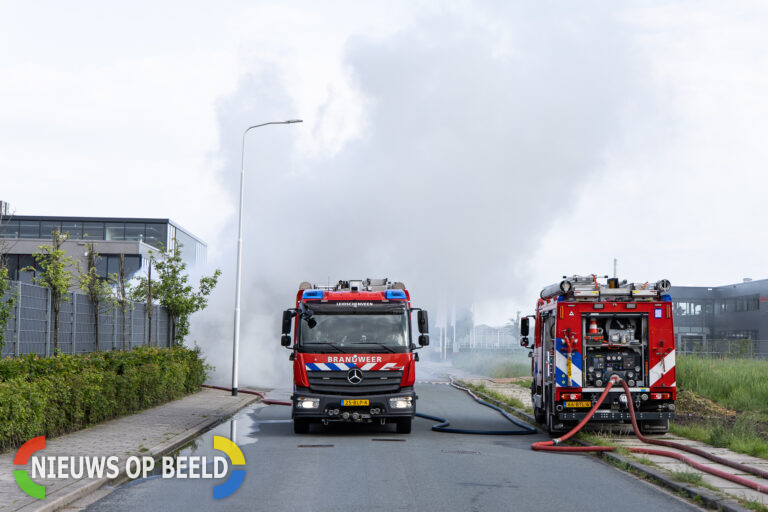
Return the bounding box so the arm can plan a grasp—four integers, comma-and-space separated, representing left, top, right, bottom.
192, 4, 658, 388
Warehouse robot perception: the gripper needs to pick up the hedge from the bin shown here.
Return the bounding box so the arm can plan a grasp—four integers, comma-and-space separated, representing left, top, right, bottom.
0, 346, 210, 452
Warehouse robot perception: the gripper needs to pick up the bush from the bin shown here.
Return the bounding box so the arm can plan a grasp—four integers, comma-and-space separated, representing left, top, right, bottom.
0, 346, 210, 453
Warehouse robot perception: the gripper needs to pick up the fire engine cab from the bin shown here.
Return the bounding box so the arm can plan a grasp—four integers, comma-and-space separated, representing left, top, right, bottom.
521, 275, 676, 435
281, 278, 429, 434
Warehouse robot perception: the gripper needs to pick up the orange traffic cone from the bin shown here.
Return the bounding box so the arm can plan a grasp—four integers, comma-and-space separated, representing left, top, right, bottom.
588, 319, 599, 335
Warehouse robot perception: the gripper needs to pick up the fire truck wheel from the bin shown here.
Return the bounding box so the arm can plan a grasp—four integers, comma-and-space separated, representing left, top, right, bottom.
395, 418, 412, 434
639, 419, 669, 435
293, 419, 310, 434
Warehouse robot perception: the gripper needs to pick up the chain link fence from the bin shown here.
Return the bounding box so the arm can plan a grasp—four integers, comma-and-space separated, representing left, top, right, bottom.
1, 280, 172, 357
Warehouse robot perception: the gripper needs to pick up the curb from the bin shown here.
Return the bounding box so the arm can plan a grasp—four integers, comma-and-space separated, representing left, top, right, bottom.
468, 387, 752, 512
16, 392, 260, 512
595, 450, 750, 512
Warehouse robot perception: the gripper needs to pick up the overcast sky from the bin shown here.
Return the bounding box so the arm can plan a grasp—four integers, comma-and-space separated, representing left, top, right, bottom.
2, 1, 768, 381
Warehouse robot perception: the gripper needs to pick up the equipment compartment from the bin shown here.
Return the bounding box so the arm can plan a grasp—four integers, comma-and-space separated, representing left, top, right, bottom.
582, 313, 647, 388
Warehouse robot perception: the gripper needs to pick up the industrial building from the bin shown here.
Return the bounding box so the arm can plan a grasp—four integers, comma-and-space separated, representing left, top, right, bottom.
0, 207, 206, 284
671, 279, 768, 357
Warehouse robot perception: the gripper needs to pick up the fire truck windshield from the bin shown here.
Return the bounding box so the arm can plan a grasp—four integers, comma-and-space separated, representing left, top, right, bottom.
299, 312, 409, 353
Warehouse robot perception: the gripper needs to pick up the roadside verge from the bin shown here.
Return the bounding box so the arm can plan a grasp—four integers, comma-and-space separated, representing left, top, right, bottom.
0, 388, 259, 512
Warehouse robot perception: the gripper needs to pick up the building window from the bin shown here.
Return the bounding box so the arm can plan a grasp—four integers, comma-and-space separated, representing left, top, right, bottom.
94, 256, 107, 276
3, 254, 19, 279
83, 222, 104, 240
124, 223, 145, 241
94, 254, 142, 278
0, 220, 19, 238
19, 221, 40, 238
40, 221, 60, 237
675, 301, 703, 316
144, 223, 166, 248
18, 255, 36, 282
61, 222, 83, 239
715, 295, 759, 314
105, 223, 125, 241
124, 255, 141, 275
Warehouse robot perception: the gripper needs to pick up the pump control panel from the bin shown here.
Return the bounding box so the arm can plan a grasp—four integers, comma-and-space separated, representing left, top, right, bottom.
585, 349, 643, 387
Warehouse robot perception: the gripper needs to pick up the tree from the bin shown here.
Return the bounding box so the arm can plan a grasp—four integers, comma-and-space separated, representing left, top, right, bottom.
0, 264, 16, 353
26, 231, 74, 353
152, 242, 220, 345
78, 242, 114, 351
131, 259, 154, 345
0, 214, 17, 353
113, 254, 132, 350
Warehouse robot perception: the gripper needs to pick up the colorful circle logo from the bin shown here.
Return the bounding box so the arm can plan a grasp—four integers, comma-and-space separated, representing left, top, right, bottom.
212, 436, 246, 499
14, 436, 46, 499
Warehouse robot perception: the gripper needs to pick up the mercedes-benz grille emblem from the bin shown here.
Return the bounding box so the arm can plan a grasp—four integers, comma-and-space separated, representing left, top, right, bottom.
347, 368, 364, 385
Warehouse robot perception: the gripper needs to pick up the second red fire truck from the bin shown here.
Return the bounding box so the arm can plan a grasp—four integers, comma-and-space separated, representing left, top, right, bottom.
521, 275, 676, 435
280, 278, 429, 434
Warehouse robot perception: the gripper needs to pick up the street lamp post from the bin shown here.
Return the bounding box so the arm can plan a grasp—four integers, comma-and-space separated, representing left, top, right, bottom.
232, 119, 303, 396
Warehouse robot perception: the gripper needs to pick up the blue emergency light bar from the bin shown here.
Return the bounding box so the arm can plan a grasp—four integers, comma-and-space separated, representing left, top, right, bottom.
385, 290, 407, 300
302, 290, 324, 300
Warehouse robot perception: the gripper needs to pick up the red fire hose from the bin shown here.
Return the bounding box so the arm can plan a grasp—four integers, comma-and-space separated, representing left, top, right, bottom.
202, 384, 292, 406
532, 376, 768, 494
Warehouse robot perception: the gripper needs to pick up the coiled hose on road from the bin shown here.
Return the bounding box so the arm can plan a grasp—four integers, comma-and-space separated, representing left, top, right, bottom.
532, 376, 768, 494
206, 379, 768, 493
415, 379, 537, 435
204, 381, 536, 435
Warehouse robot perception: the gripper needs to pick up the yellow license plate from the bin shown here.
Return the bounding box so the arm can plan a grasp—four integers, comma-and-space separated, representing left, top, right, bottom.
341, 399, 369, 406
565, 401, 592, 408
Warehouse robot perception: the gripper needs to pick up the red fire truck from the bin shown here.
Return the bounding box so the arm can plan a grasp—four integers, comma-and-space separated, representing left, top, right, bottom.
521, 275, 676, 435
280, 278, 429, 434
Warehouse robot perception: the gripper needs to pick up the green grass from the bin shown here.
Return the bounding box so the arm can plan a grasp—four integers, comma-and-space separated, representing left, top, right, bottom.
672, 355, 768, 461
452, 352, 530, 379
466, 382, 525, 410
514, 378, 533, 389
741, 499, 768, 512
670, 415, 768, 459
677, 355, 768, 412
576, 431, 613, 446
670, 471, 703, 485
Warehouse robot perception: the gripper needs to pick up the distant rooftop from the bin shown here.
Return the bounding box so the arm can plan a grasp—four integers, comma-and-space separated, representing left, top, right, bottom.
672, 278, 768, 298
0, 213, 207, 265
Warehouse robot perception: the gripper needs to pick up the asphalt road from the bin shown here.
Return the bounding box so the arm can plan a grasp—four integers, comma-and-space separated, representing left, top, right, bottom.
84, 370, 700, 512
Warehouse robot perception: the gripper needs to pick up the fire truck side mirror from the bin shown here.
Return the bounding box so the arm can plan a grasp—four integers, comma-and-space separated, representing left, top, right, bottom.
520, 317, 530, 336
280, 335, 291, 347
418, 334, 429, 347
417, 310, 429, 334
282, 310, 294, 335
520, 336, 529, 348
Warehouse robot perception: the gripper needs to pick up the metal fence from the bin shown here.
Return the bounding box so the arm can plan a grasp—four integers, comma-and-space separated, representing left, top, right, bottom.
1, 280, 172, 357
676, 337, 768, 359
